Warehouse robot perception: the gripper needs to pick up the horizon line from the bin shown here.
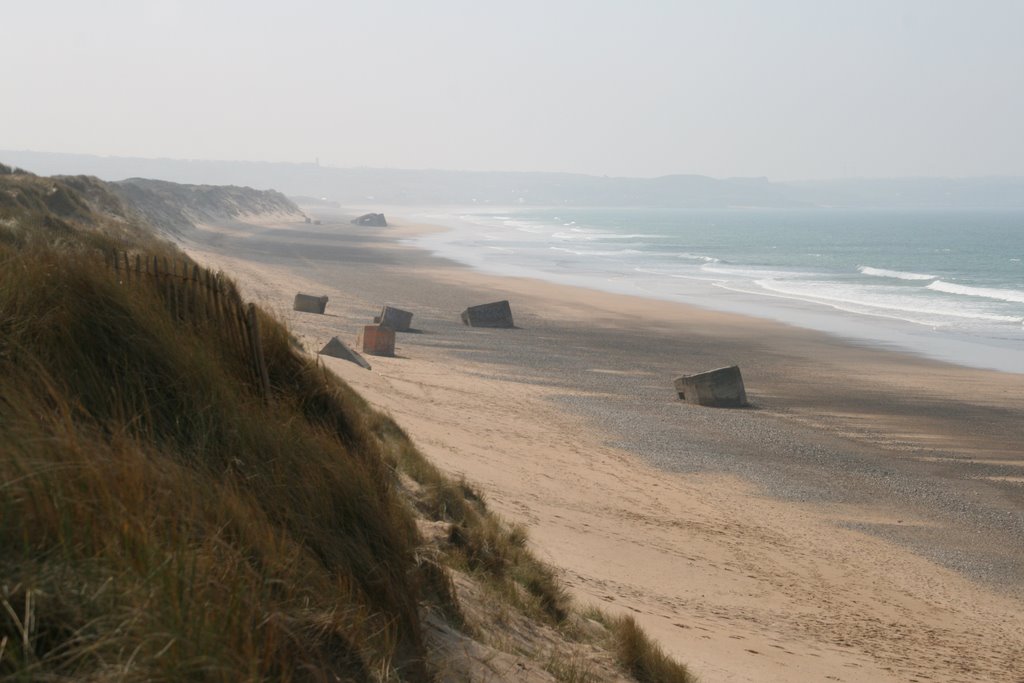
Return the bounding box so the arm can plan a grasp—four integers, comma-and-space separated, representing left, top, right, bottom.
3, 148, 1023, 185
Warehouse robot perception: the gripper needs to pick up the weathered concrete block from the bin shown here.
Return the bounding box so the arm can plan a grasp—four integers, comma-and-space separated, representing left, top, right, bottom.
674, 365, 747, 407
461, 300, 514, 328
318, 336, 371, 370
379, 305, 413, 332
351, 213, 387, 227
357, 324, 396, 356
294, 292, 328, 314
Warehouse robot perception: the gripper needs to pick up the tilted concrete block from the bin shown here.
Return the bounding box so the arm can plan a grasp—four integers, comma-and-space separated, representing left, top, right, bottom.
293, 292, 328, 314
379, 305, 413, 332
318, 337, 371, 370
351, 213, 387, 227
460, 300, 514, 328
674, 365, 747, 407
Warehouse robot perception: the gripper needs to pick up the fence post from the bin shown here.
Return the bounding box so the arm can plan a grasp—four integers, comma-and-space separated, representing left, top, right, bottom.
237, 299, 258, 390
162, 257, 171, 309
234, 291, 249, 361
177, 259, 185, 319
195, 264, 202, 320
203, 268, 214, 320
247, 303, 272, 403
210, 272, 222, 329
233, 293, 254, 384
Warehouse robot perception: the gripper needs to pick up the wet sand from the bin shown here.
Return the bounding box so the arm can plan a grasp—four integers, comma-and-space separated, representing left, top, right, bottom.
182, 210, 1024, 682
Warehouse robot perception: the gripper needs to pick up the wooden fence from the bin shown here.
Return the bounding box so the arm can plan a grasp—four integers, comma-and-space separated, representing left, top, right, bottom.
106, 250, 272, 402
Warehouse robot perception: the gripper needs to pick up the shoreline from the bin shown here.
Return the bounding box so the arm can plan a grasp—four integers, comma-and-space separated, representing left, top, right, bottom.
404, 207, 1024, 376
181, 210, 1024, 682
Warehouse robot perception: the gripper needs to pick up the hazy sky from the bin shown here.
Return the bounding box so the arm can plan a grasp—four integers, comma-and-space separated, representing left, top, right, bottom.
3, 1, 1022, 180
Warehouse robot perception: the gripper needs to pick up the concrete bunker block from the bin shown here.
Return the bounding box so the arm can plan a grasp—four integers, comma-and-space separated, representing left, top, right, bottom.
674, 365, 747, 408
351, 213, 388, 227
460, 300, 514, 328
357, 324, 396, 357
379, 305, 413, 332
318, 337, 371, 370
293, 292, 328, 314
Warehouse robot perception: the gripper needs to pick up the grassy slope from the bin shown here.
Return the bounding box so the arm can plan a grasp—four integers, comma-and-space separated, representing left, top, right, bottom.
0, 164, 692, 682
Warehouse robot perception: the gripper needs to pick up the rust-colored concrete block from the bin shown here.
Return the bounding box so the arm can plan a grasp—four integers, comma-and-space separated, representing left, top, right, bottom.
356, 324, 395, 357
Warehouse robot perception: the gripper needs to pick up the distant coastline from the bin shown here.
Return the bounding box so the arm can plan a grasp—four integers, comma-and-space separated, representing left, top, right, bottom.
5, 149, 1024, 210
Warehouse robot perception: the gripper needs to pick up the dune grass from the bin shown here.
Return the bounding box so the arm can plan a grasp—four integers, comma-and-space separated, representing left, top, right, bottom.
612, 616, 693, 683
0, 167, 694, 682
0, 180, 430, 680
376, 420, 571, 626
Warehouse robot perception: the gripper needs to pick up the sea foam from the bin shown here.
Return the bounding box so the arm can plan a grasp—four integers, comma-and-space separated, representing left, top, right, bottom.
927, 280, 1024, 304
550, 247, 642, 257
701, 264, 821, 280
552, 230, 652, 241
858, 266, 936, 281
676, 252, 720, 263
753, 279, 1024, 323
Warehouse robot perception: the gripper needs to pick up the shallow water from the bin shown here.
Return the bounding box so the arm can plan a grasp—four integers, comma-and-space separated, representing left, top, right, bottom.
412, 207, 1024, 373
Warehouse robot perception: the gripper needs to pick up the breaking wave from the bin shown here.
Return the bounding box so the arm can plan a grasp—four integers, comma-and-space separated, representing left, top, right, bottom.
927, 280, 1024, 304
753, 279, 1024, 324
550, 247, 642, 257
675, 252, 720, 263
858, 266, 936, 281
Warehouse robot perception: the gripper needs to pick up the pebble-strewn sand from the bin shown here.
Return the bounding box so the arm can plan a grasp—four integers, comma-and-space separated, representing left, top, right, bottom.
183, 210, 1024, 683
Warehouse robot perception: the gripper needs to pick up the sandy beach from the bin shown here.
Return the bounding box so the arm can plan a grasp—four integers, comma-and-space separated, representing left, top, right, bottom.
182, 210, 1024, 683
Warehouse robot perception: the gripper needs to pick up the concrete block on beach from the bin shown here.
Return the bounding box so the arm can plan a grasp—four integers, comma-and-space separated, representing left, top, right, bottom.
293, 292, 328, 314
357, 324, 396, 356
351, 213, 387, 227
674, 365, 747, 407
318, 337, 371, 370
378, 305, 413, 332
461, 300, 514, 328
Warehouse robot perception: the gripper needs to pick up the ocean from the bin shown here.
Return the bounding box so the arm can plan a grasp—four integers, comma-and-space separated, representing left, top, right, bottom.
411, 208, 1024, 374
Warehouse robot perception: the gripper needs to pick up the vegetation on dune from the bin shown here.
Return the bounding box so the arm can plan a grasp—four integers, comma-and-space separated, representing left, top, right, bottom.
381, 420, 571, 627
1, 167, 430, 681
611, 616, 693, 683
0, 165, 692, 682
